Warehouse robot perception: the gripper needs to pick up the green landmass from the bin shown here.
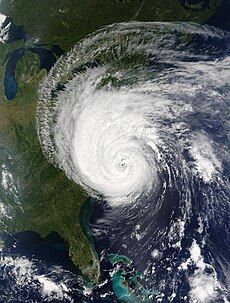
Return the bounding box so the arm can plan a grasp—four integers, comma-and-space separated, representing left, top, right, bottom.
0, 0, 221, 285
0, 0, 221, 52
138, 0, 221, 23
0, 51, 99, 281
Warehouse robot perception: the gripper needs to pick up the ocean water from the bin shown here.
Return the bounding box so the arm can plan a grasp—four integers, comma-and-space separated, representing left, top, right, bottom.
36, 22, 230, 302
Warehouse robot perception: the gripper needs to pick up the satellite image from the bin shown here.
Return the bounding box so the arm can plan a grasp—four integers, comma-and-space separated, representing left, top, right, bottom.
0, 1, 229, 302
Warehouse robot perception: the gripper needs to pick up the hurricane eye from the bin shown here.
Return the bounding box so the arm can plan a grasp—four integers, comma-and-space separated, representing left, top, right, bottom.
118, 157, 128, 171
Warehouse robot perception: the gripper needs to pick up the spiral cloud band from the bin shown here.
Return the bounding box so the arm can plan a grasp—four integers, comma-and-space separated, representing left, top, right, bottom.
37, 22, 229, 206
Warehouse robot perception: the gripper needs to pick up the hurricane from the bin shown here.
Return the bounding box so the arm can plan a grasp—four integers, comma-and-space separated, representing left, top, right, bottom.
37, 22, 230, 302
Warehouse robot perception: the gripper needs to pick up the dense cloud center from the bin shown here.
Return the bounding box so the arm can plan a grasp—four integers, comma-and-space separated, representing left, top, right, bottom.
54, 81, 158, 204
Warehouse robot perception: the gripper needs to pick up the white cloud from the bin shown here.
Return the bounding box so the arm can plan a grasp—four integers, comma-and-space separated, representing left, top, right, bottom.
189, 133, 221, 182
36, 275, 72, 302
179, 240, 228, 303
0, 255, 73, 302
0, 13, 10, 44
